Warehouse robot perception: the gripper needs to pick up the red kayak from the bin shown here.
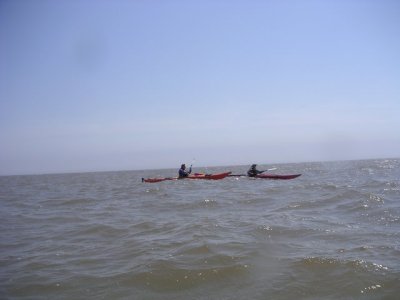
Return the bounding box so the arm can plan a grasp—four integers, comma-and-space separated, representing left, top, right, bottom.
256, 173, 301, 180
142, 171, 232, 183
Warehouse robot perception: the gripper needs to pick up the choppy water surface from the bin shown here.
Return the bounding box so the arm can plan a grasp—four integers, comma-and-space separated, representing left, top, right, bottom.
1, 159, 399, 299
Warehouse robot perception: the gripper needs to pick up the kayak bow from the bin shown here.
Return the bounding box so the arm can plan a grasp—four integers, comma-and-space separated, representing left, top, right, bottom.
256, 173, 301, 180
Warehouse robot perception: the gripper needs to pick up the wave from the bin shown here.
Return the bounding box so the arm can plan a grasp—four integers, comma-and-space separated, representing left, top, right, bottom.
277, 256, 399, 299
125, 262, 248, 292
297, 256, 389, 272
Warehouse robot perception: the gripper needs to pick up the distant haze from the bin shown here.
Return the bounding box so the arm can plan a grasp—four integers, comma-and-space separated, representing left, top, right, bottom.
1, 0, 399, 175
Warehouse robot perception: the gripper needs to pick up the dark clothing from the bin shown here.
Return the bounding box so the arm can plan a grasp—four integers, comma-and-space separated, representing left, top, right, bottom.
179, 166, 191, 178
247, 166, 263, 177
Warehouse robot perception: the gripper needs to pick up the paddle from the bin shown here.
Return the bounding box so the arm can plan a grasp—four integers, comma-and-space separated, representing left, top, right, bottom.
261, 167, 277, 172
189, 158, 195, 174
228, 167, 277, 177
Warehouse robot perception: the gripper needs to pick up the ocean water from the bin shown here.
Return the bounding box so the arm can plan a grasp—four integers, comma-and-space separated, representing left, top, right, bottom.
1, 159, 399, 299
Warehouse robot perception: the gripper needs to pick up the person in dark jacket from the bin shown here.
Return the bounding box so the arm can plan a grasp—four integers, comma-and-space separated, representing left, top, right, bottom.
178, 164, 192, 178
247, 164, 263, 177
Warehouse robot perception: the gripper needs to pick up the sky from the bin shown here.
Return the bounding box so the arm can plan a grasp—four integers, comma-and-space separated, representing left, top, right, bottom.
0, 0, 399, 175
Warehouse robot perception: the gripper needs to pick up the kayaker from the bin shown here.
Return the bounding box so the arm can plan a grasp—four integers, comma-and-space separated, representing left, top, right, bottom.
247, 164, 263, 177
178, 164, 192, 178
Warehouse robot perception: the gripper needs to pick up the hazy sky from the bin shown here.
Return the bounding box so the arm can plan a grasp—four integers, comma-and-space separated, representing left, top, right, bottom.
1, 0, 399, 175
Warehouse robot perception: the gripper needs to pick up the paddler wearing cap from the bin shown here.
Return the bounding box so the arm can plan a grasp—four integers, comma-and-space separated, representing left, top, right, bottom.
178, 163, 192, 178
247, 164, 263, 177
